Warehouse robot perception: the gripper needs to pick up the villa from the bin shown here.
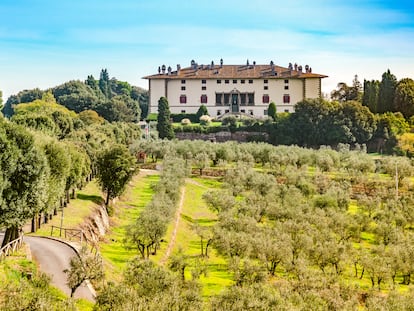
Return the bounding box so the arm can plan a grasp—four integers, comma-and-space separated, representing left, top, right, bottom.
143, 59, 327, 117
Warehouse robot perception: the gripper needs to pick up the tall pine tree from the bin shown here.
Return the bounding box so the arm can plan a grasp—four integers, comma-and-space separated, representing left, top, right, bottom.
157, 97, 174, 139
362, 79, 380, 113
378, 69, 397, 113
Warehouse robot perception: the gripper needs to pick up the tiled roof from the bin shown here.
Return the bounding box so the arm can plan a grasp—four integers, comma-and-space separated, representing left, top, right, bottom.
143, 63, 328, 80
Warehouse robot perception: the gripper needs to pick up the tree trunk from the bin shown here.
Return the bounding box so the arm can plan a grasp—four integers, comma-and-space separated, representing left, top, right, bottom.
205, 239, 212, 258
105, 192, 110, 206
1, 226, 19, 248
31, 217, 36, 233
71, 188, 76, 200
66, 190, 70, 205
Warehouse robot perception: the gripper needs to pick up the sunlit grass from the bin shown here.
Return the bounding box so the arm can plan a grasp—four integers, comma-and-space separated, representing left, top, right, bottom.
99, 173, 159, 281
32, 181, 103, 237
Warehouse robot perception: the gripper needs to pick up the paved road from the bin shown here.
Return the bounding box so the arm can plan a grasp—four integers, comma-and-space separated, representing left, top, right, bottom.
1, 232, 94, 302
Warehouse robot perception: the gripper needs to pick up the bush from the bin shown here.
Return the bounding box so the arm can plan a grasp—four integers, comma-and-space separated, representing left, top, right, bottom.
171, 113, 198, 123
181, 118, 191, 125
199, 115, 212, 126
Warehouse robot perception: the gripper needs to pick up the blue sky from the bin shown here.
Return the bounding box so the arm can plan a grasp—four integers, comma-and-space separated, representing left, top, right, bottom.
1, 0, 413, 100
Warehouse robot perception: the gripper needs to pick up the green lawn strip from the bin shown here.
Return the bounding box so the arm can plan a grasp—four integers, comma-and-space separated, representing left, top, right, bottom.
167, 179, 232, 297
32, 180, 103, 237
99, 173, 159, 281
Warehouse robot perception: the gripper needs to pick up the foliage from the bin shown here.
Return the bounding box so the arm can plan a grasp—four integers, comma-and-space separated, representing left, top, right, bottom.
267, 101, 277, 121
64, 246, 104, 297
378, 69, 397, 113
0, 120, 49, 246
393, 78, 414, 118
196, 104, 209, 121
157, 97, 174, 139
331, 75, 362, 102
97, 144, 137, 205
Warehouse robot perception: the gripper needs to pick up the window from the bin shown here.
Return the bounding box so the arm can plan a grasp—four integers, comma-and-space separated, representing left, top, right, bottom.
202, 86, 207, 90
225, 109, 230, 113
248, 79, 253, 84
264, 86, 268, 90
233, 79, 237, 84
217, 79, 222, 84
248, 93, 255, 105
217, 110, 222, 115
241, 80, 245, 84
216, 93, 222, 105
201, 94, 208, 104
264, 109, 268, 115
262, 95, 270, 103
283, 94, 290, 103
181, 110, 186, 113
284, 79, 289, 84
284, 85, 289, 90
224, 94, 230, 105
181, 86, 186, 91
264, 79, 268, 84
241, 109, 246, 113
240, 93, 247, 106
284, 109, 289, 113
202, 79, 206, 84
180, 95, 187, 104
181, 80, 186, 84
225, 79, 230, 84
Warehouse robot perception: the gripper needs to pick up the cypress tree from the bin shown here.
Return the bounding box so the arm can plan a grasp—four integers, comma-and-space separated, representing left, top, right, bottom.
378, 69, 397, 113
267, 102, 277, 121
157, 97, 174, 139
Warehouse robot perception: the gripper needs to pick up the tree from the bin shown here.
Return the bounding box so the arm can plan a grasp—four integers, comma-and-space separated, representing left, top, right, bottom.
64, 246, 104, 297
157, 97, 174, 139
196, 104, 208, 121
267, 101, 277, 121
0, 121, 49, 247
330, 76, 362, 102
0, 90, 3, 111
363, 79, 380, 113
52, 80, 100, 113
99, 69, 111, 99
97, 144, 137, 206
393, 78, 414, 118
2, 88, 44, 117
378, 69, 397, 113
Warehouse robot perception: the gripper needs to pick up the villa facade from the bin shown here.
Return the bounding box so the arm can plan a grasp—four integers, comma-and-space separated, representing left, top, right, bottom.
143, 59, 327, 118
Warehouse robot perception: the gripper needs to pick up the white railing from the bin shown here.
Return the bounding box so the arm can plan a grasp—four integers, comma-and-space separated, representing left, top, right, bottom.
0, 235, 24, 260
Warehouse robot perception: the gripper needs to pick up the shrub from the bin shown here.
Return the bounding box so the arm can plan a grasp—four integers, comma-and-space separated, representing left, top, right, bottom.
199, 115, 212, 126
181, 118, 191, 125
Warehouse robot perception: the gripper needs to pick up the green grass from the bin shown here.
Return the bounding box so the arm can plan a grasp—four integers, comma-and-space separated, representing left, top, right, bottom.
163, 179, 232, 297
99, 173, 159, 281
32, 181, 103, 237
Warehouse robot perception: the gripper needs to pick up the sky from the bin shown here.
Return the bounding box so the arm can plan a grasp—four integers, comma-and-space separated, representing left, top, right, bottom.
1, 0, 414, 101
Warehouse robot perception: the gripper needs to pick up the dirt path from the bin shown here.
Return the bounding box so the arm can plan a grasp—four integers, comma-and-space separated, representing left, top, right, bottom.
161, 184, 186, 265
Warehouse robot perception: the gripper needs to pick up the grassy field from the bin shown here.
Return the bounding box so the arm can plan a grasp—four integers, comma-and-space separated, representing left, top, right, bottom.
99, 172, 160, 280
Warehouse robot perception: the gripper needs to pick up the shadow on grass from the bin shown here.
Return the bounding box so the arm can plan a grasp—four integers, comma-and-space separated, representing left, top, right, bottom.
77, 193, 104, 205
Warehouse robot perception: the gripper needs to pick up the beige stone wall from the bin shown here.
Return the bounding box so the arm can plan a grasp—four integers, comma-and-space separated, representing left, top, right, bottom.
149, 79, 166, 114
304, 78, 321, 99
